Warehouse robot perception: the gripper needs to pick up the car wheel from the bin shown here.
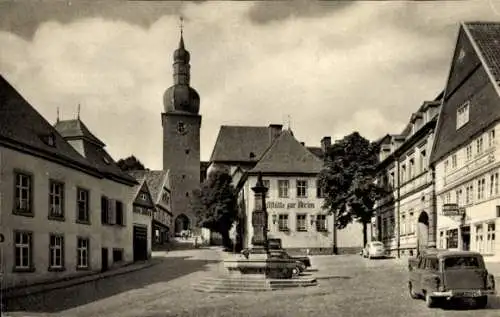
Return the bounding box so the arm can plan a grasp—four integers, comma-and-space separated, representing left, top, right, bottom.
408, 282, 419, 299
425, 292, 436, 308
292, 267, 299, 277
475, 296, 488, 309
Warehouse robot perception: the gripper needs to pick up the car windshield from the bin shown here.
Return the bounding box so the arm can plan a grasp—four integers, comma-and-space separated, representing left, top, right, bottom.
444, 256, 481, 269
370, 242, 383, 247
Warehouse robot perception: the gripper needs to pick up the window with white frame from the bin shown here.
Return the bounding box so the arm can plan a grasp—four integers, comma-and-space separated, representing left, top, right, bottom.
262, 179, 270, 198
419, 150, 426, 172
77, 237, 89, 269
444, 192, 451, 204
14, 172, 32, 214
477, 178, 486, 200
409, 158, 415, 179
278, 214, 289, 231
486, 223, 496, 254
489, 129, 496, 147
49, 234, 64, 269
466, 144, 473, 161
491, 172, 499, 196
278, 180, 289, 198
77, 188, 89, 223
14, 231, 32, 270
296, 214, 307, 232
477, 137, 484, 155
456, 101, 470, 129
475, 224, 484, 253
401, 165, 406, 183
296, 180, 308, 198
316, 214, 327, 232
49, 180, 65, 219
401, 214, 406, 235
408, 211, 415, 234
451, 154, 457, 169
466, 183, 474, 204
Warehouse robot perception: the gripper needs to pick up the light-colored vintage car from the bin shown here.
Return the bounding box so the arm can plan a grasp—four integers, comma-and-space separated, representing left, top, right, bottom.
362, 241, 386, 259
408, 248, 496, 308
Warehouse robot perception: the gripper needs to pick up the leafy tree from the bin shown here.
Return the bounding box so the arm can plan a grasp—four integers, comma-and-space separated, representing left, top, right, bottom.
190, 170, 238, 249
318, 132, 387, 249
117, 155, 146, 171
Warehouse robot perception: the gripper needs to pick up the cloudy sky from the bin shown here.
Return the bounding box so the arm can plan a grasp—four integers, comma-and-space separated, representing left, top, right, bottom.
1, 1, 500, 169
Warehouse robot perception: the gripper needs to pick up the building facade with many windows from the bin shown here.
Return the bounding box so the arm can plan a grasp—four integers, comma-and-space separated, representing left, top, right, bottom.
431, 22, 500, 258
374, 95, 442, 257
209, 124, 363, 254
0, 75, 137, 289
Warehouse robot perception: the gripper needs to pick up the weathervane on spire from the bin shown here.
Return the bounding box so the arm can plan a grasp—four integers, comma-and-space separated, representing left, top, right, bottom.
286, 114, 292, 131
57, 107, 60, 122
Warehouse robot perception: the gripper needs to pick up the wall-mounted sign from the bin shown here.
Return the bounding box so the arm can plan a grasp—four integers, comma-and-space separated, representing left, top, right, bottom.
266, 201, 316, 209
442, 203, 464, 217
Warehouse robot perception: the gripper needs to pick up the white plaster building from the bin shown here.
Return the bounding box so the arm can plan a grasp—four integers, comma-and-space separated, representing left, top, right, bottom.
0, 75, 138, 289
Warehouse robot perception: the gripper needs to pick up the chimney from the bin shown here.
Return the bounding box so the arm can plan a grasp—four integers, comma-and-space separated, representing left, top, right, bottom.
321, 136, 331, 153
268, 124, 283, 145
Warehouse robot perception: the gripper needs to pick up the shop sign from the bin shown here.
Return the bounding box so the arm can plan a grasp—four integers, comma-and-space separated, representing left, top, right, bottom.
266, 201, 315, 209
442, 203, 464, 217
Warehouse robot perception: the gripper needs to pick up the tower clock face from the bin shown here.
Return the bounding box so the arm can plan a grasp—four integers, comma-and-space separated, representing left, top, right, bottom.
177, 121, 188, 135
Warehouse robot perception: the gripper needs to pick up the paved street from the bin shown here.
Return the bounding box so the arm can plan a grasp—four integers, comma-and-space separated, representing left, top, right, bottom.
5, 248, 500, 317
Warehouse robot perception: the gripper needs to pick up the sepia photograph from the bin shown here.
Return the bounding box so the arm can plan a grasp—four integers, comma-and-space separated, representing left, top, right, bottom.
1, 0, 500, 316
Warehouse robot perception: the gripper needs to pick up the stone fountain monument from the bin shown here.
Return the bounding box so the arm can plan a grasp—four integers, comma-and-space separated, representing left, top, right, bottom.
195, 173, 318, 292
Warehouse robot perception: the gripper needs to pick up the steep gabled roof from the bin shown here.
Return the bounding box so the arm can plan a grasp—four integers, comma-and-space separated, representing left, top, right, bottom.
0, 75, 102, 177
143, 170, 169, 205
128, 171, 155, 208
465, 22, 500, 84
209, 125, 272, 162
250, 129, 323, 174
430, 21, 500, 164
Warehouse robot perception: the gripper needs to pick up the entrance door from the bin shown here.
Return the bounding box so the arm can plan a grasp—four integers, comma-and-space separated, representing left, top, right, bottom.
174, 214, 191, 235
133, 225, 148, 262
101, 248, 109, 272
417, 212, 429, 254
461, 226, 471, 251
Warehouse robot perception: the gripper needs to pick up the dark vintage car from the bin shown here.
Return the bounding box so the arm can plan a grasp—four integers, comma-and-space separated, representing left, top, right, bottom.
408, 248, 496, 308
268, 249, 311, 271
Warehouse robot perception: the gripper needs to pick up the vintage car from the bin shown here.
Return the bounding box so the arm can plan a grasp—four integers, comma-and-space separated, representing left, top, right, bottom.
408, 248, 496, 308
362, 241, 386, 259
268, 249, 311, 272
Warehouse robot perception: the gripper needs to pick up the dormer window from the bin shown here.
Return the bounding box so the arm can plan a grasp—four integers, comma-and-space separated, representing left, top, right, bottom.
40, 133, 56, 147
249, 152, 256, 159
103, 156, 111, 165
457, 101, 470, 130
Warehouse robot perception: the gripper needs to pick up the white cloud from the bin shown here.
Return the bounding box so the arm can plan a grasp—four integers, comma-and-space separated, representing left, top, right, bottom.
1, 1, 499, 168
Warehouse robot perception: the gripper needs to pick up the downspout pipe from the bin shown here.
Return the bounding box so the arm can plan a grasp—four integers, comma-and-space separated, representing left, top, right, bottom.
396, 159, 401, 259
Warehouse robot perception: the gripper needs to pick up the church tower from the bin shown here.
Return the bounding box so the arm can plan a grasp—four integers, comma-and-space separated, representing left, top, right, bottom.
162, 25, 201, 234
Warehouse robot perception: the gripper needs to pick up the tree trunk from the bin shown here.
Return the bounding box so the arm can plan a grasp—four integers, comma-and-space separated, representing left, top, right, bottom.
220, 230, 232, 250
362, 222, 368, 247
